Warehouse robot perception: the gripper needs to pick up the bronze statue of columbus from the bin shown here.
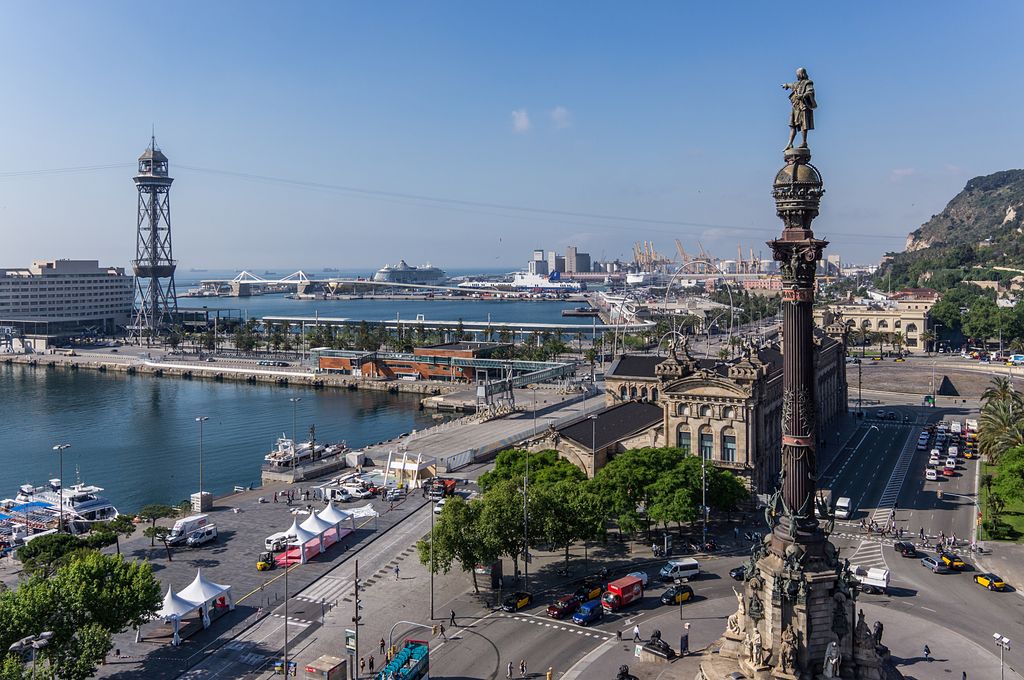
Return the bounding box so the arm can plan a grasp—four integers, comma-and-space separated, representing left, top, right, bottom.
782, 67, 816, 149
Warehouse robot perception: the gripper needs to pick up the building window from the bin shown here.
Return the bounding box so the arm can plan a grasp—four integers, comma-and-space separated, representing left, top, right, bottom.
700, 405, 712, 418
722, 434, 736, 462
699, 431, 713, 459
651, 388, 658, 402
723, 407, 735, 420
677, 427, 691, 455
620, 386, 627, 400
641, 387, 648, 399
630, 386, 637, 399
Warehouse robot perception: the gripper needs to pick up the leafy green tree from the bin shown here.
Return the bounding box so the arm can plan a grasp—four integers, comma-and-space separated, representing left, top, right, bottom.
993, 446, 1024, 503
137, 504, 175, 546
478, 449, 585, 493
0, 551, 160, 680
87, 515, 137, 555
417, 496, 497, 593
477, 480, 527, 578
15, 534, 85, 577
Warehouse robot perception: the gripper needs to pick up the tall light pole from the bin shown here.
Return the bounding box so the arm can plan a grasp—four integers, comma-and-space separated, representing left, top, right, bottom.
290, 396, 301, 473
993, 633, 1010, 680
51, 444, 70, 533
532, 387, 538, 438
283, 559, 290, 677
701, 456, 707, 548
8, 631, 53, 677
429, 502, 435, 620
523, 443, 530, 591
195, 417, 208, 505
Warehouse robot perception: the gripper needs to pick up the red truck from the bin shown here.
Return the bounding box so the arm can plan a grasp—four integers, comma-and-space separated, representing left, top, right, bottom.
601, 575, 644, 612
426, 478, 457, 500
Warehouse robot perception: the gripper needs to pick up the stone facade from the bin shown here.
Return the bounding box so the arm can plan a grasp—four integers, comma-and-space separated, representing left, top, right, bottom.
603, 328, 847, 496
814, 295, 936, 352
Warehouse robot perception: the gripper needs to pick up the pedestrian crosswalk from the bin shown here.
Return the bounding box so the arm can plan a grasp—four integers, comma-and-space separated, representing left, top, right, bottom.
296, 576, 353, 604
501, 613, 613, 639
849, 540, 887, 570
870, 426, 921, 525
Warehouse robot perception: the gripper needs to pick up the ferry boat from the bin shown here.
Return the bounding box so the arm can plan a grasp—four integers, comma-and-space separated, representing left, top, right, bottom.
12, 479, 119, 525
457, 271, 583, 293
372, 260, 447, 285
263, 435, 348, 468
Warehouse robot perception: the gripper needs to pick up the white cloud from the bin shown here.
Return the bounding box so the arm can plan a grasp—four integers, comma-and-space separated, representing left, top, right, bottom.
550, 106, 571, 129
889, 168, 916, 182
511, 109, 531, 133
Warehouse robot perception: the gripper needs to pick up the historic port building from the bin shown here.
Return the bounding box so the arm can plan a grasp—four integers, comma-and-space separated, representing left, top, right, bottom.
540, 324, 847, 496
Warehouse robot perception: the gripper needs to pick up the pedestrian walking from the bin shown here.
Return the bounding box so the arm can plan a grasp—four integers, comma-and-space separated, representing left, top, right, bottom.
369, 655, 375, 672
379, 637, 386, 654
923, 644, 930, 661
616, 629, 622, 642
734, 526, 739, 540
633, 624, 641, 642
520, 659, 527, 677
546, 667, 553, 680
439, 623, 447, 641
395, 566, 400, 581
681, 622, 690, 656
507, 661, 514, 678
919, 527, 925, 541
360, 657, 366, 673
274, 491, 278, 503
450, 609, 457, 627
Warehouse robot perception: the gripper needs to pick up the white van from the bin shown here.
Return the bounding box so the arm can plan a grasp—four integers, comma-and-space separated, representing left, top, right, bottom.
168, 514, 209, 546
834, 497, 852, 519
659, 558, 700, 582
265, 531, 291, 551
186, 525, 218, 547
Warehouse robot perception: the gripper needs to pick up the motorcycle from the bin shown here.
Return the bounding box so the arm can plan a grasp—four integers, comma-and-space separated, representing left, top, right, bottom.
743, 531, 763, 543
651, 544, 665, 558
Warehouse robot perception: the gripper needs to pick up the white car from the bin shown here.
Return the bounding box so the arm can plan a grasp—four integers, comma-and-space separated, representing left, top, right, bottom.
433, 498, 447, 514
925, 468, 938, 481
627, 570, 650, 587
343, 485, 373, 499
928, 455, 939, 468
945, 457, 957, 469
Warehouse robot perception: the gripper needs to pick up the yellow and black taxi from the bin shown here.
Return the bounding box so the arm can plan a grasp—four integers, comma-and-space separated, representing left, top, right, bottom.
974, 573, 1007, 591
501, 592, 533, 612
660, 584, 695, 606
546, 594, 582, 619
574, 581, 604, 603
939, 552, 966, 570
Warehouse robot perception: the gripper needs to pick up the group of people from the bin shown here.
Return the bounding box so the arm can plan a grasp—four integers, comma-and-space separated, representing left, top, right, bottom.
272, 488, 316, 504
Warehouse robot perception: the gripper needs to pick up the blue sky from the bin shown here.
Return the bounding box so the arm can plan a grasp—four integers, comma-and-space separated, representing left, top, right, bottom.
1, 2, 1022, 272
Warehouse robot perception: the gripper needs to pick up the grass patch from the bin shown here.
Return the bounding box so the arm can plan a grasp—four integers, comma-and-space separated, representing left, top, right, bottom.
980, 462, 1024, 542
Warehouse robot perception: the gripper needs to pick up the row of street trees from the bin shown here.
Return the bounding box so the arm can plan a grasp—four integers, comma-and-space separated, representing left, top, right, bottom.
419, 447, 748, 589
978, 377, 1024, 539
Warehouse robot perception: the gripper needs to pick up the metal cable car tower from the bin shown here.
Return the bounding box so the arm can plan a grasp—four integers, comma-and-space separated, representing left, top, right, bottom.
131, 136, 178, 342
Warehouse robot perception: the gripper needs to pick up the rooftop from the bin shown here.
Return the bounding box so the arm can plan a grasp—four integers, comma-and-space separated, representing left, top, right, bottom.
557, 401, 663, 450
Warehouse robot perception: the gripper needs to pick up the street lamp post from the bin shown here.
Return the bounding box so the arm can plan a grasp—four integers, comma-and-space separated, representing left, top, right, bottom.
532, 387, 538, 438
289, 397, 301, 473
993, 633, 1010, 680
51, 444, 70, 532
283, 559, 290, 678
195, 417, 208, 506
701, 456, 707, 548
8, 631, 54, 678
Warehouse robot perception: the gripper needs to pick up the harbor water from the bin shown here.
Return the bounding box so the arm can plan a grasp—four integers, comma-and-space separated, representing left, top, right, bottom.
0, 362, 440, 512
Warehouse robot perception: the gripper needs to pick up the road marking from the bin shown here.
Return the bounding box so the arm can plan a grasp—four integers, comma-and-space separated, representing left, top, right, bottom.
869, 425, 921, 523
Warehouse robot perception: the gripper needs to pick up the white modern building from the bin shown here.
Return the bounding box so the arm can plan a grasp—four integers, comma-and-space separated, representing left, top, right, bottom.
0, 259, 134, 339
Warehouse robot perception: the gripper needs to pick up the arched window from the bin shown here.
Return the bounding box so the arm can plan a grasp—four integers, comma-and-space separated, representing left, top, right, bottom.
721, 427, 737, 462
677, 426, 691, 455
699, 426, 714, 460
641, 387, 648, 399
630, 386, 638, 399
723, 407, 736, 420
677, 403, 689, 416
651, 388, 659, 402
877, 320, 889, 330
862, 320, 872, 330
700, 405, 712, 418
905, 323, 918, 334
620, 386, 628, 400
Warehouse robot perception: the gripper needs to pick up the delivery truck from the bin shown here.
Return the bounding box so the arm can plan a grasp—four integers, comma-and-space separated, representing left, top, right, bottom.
601, 575, 644, 612
167, 514, 209, 546
426, 478, 457, 500
853, 565, 890, 595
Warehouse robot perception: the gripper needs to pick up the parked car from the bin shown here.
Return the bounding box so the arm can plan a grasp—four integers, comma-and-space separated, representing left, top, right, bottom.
893, 541, 917, 557
942, 465, 956, 477
920, 556, 951, 574
660, 584, 695, 606
974, 573, 1007, 591
501, 592, 533, 612
925, 468, 938, 481
186, 525, 218, 547
433, 498, 447, 514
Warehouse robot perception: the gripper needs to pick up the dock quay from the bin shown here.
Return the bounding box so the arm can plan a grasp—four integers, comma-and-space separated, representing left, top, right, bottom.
1, 352, 459, 398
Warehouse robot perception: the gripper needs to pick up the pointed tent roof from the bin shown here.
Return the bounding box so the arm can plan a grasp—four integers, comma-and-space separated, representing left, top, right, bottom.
300, 512, 335, 535
178, 568, 231, 605
318, 501, 352, 525
158, 586, 199, 619
286, 517, 318, 545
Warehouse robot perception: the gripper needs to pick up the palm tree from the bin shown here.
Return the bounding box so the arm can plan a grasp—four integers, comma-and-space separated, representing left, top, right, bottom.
859, 323, 870, 358
1011, 337, 1024, 355
892, 331, 905, 357
982, 376, 1017, 405
978, 377, 1024, 463
920, 330, 936, 356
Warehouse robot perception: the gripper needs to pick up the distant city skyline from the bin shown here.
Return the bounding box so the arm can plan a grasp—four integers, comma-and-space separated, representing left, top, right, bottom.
1, 3, 1022, 270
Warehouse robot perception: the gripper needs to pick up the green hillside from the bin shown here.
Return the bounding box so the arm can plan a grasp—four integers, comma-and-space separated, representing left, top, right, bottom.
878, 169, 1024, 291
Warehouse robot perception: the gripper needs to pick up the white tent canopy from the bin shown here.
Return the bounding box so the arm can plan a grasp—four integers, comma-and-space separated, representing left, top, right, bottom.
158, 569, 234, 646
318, 501, 353, 525
300, 512, 336, 535
286, 518, 318, 545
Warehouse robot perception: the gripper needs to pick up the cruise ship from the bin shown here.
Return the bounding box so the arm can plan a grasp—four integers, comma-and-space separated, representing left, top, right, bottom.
372, 260, 447, 285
